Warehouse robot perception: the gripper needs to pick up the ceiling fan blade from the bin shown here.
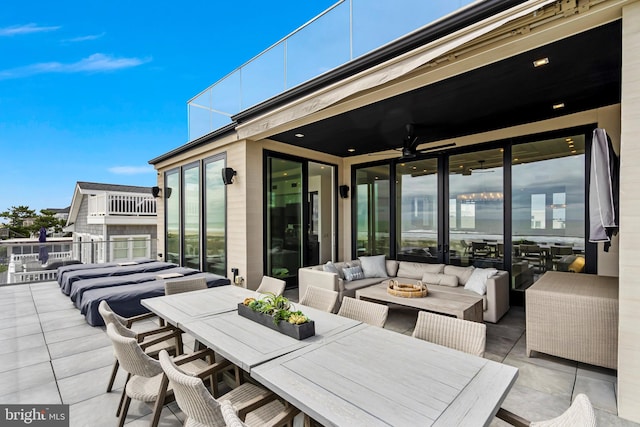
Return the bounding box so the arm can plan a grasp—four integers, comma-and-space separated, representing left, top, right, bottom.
416, 142, 456, 153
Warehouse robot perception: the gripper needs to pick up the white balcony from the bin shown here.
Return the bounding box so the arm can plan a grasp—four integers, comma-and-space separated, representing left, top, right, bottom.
87, 193, 157, 225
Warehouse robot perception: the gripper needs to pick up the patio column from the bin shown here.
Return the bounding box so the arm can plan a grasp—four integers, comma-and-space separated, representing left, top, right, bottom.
618, 1, 640, 423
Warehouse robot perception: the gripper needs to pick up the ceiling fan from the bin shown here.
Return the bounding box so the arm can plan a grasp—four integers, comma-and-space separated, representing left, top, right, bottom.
370, 124, 456, 159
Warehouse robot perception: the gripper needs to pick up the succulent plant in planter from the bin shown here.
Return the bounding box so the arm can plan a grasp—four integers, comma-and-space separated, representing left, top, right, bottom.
240, 293, 314, 340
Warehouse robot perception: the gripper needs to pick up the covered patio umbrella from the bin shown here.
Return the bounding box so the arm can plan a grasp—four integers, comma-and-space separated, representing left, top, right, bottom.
38, 226, 49, 265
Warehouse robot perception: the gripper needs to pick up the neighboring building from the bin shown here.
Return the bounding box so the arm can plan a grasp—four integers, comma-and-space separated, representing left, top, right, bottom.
46, 206, 70, 223
149, 0, 640, 421
65, 182, 158, 263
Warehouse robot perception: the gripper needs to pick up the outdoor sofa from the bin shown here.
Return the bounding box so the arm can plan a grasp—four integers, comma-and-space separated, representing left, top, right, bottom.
299, 256, 509, 323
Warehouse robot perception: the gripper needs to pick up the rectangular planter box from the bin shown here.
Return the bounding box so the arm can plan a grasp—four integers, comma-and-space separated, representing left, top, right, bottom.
237, 303, 315, 340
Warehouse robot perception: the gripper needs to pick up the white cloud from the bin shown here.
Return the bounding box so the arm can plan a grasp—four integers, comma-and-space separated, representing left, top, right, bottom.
0, 23, 61, 36
62, 32, 106, 43
0, 53, 152, 80
108, 166, 156, 175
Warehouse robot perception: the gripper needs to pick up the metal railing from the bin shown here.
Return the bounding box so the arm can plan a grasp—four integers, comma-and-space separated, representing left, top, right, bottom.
187, 0, 475, 141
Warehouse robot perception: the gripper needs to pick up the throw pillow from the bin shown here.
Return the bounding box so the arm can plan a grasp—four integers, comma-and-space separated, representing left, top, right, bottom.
323, 261, 341, 277
359, 255, 388, 278
463, 268, 498, 295
421, 272, 458, 287
343, 266, 364, 282
443, 265, 475, 285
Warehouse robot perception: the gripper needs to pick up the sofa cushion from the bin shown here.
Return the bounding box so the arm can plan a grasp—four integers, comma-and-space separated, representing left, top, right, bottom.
323, 261, 343, 278
464, 268, 498, 295
359, 255, 389, 278
443, 265, 475, 285
421, 272, 458, 287
396, 262, 445, 279
344, 277, 387, 292
343, 266, 365, 282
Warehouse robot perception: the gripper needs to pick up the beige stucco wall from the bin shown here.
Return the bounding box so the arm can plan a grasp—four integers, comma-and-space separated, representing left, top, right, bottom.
618, 2, 640, 422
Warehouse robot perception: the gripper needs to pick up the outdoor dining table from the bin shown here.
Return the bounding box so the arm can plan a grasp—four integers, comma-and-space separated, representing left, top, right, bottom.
142, 285, 518, 426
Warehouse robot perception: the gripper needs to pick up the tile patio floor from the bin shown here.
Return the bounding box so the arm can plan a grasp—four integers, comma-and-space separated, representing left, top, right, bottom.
0, 281, 637, 426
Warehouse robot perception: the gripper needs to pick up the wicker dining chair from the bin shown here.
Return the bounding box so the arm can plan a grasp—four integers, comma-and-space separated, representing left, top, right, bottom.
165, 276, 208, 295
255, 276, 286, 297
497, 393, 596, 427
412, 311, 487, 357
98, 300, 181, 393
159, 351, 297, 427
299, 286, 339, 313
105, 322, 231, 427
337, 296, 389, 327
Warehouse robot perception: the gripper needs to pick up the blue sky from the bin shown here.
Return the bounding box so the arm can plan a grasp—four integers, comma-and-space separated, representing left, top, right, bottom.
0, 1, 335, 214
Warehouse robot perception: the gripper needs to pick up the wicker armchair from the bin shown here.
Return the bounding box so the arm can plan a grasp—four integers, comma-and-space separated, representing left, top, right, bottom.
256, 276, 286, 297
412, 311, 486, 357
497, 394, 596, 427
159, 351, 296, 427
299, 286, 339, 313
337, 296, 388, 327
98, 300, 180, 393
105, 322, 231, 427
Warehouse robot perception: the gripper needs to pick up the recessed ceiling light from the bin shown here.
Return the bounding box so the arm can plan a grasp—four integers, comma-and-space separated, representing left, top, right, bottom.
412, 166, 417, 170
553, 102, 565, 110
400, 163, 406, 167
514, 158, 519, 161
569, 144, 575, 148
347, 148, 356, 153
533, 57, 550, 67
500, 148, 504, 152
565, 138, 572, 142
571, 150, 577, 154
294, 133, 304, 138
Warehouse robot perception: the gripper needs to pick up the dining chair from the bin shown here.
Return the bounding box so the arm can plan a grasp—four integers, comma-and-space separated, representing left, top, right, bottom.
98, 300, 181, 393
412, 311, 486, 357
337, 296, 389, 327
159, 350, 297, 427
255, 276, 286, 296
299, 286, 339, 313
105, 322, 231, 427
165, 276, 208, 295
496, 393, 596, 426
219, 399, 299, 427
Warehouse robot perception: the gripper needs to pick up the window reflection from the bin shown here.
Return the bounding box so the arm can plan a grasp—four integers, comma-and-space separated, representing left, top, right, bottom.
165, 170, 180, 264
183, 164, 200, 270
204, 157, 226, 276
356, 165, 390, 256
512, 135, 586, 291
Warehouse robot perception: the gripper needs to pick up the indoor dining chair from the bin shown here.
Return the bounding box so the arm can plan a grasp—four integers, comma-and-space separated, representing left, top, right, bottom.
298, 286, 339, 313
337, 296, 389, 327
159, 350, 297, 427
255, 276, 286, 297
412, 311, 487, 357
496, 393, 596, 426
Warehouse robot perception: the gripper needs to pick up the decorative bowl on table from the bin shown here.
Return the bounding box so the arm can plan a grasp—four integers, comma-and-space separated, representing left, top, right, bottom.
238, 294, 315, 340
387, 279, 428, 298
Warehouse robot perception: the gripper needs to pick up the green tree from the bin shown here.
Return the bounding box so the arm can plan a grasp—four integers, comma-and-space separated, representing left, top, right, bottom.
0, 205, 35, 238
32, 209, 66, 235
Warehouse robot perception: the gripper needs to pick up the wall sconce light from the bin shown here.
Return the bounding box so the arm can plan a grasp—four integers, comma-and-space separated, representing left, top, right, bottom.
339, 185, 350, 198
151, 186, 161, 198
222, 167, 237, 185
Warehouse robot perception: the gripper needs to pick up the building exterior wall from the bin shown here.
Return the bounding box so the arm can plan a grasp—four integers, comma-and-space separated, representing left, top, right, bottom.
73, 196, 104, 236
106, 224, 158, 257
618, 2, 640, 422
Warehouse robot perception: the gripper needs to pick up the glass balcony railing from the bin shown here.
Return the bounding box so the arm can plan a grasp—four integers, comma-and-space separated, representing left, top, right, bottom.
187, 0, 477, 141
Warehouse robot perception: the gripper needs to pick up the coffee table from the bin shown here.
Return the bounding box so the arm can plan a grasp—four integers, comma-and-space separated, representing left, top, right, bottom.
356, 283, 483, 322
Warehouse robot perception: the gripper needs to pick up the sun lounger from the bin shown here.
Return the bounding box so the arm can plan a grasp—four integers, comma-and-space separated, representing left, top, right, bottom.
56, 258, 154, 286
70, 266, 199, 308
81, 273, 230, 326
60, 261, 175, 295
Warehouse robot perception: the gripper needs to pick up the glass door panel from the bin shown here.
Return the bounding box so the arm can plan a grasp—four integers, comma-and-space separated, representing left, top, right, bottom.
512, 135, 586, 290
165, 170, 180, 264
355, 165, 390, 257
449, 149, 504, 268
267, 157, 303, 282
204, 156, 226, 275
396, 158, 439, 262
183, 164, 201, 270
307, 162, 335, 265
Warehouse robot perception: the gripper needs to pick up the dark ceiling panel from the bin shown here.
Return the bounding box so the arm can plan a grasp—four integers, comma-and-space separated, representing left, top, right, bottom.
271, 21, 621, 158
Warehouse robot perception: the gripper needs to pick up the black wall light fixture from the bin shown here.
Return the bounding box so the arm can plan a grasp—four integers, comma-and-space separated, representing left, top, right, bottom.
339, 185, 350, 198
222, 167, 237, 185
151, 186, 161, 198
